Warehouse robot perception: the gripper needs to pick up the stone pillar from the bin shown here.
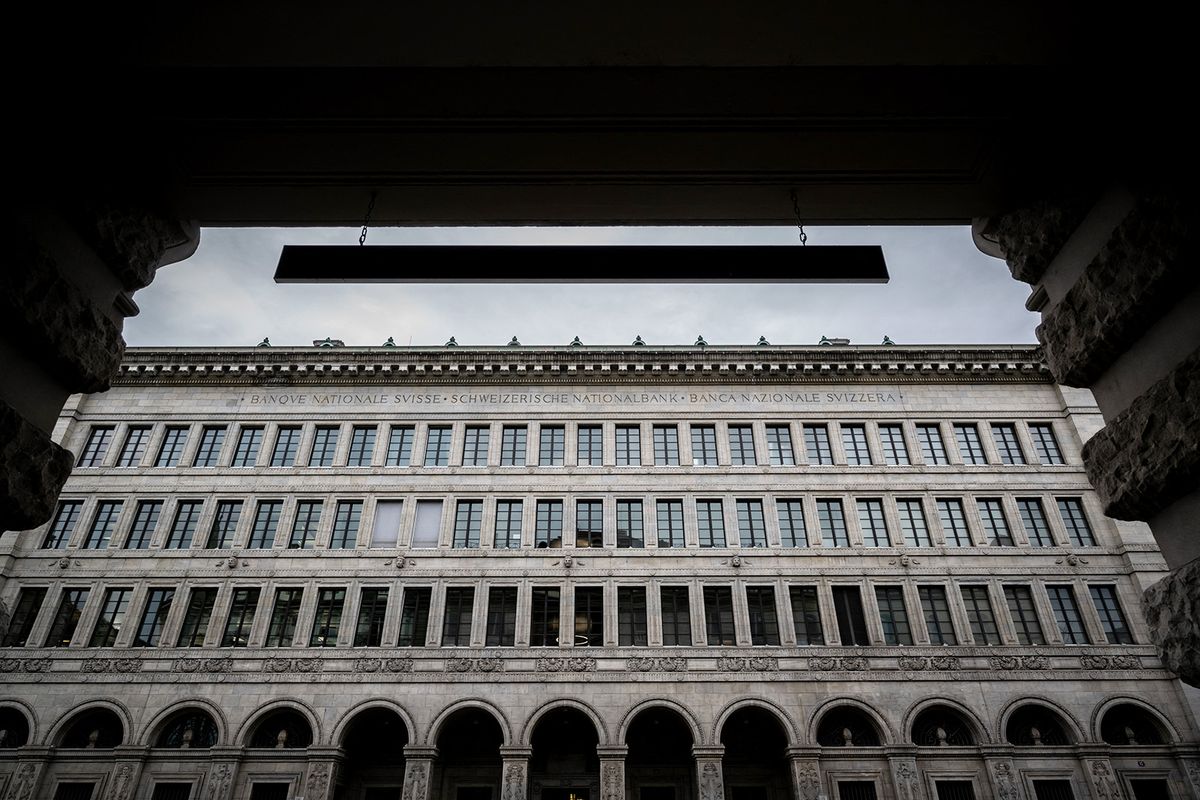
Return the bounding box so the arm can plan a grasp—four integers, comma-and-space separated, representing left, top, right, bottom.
402, 745, 438, 800
1080, 755, 1122, 800
980, 751, 1025, 800
597, 745, 628, 800
103, 747, 149, 800
303, 747, 342, 800
201, 752, 241, 800
693, 746, 725, 800
1, 747, 49, 800
886, 751, 924, 800
786, 747, 823, 800
499, 745, 532, 800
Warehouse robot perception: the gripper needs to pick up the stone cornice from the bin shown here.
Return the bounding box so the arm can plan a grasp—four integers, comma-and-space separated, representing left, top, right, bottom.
113, 345, 1049, 386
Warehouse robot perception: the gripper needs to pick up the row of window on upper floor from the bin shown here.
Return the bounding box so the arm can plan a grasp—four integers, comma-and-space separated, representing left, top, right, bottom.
2, 575, 1135, 651
72, 418, 1067, 471
37, 493, 1100, 552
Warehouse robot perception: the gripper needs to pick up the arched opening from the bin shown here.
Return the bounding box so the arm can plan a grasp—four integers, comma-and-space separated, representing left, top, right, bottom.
435, 707, 504, 800
625, 707, 696, 800
155, 708, 220, 748
248, 708, 314, 749
910, 706, 977, 747
719, 707, 789, 800
0, 708, 31, 748
1004, 705, 1074, 747
1099, 704, 1169, 746
337, 707, 409, 800
58, 708, 124, 749
530, 708, 600, 800
815, 706, 882, 747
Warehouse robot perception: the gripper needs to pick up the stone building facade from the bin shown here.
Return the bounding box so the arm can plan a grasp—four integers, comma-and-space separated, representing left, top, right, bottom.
1, 343, 1197, 800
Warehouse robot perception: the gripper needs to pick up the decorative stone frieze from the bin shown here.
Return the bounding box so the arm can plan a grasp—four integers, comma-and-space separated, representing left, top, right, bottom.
535, 656, 596, 672
305, 761, 336, 800
82, 657, 142, 674
987, 655, 1052, 671
716, 655, 778, 672
262, 657, 323, 673
0, 658, 51, 673
445, 656, 504, 673
626, 656, 687, 672
889, 757, 923, 800
352, 657, 415, 673
2, 761, 44, 800
104, 762, 139, 800
173, 657, 233, 673
986, 758, 1021, 800
809, 656, 868, 671
1085, 759, 1121, 800
1079, 654, 1140, 670
790, 759, 822, 800
0, 400, 73, 531
502, 758, 529, 800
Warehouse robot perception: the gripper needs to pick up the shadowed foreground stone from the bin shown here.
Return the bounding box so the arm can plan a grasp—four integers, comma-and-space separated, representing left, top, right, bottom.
0, 400, 74, 531
982, 195, 1094, 284
1144, 559, 1200, 686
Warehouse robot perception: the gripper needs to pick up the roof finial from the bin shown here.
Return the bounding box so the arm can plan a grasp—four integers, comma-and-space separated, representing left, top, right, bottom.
819, 336, 832, 346
695, 334, 708, 347
507, 336, 521, 346
445, 336, 458, 347
382, 337, 396, 347
632, 335, 646, 346
881, 334, 895, 345
570, 336, 583, 346
256, 337, 271, 347
757, 336, 770, 346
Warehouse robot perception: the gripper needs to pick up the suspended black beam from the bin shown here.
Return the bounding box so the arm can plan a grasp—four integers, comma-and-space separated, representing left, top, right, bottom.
274, 245, 888, 283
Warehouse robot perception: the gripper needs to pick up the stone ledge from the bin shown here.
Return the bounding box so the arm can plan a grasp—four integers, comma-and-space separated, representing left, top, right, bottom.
0, 399, 74, 531
1143, 558, 1200, 687
981, 194, 1094, 284
66, 202, 199, 292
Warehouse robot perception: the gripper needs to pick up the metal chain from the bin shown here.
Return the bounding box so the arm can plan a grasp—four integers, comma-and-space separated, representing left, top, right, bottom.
358, 191, 377, 246
789, 189, 808, 246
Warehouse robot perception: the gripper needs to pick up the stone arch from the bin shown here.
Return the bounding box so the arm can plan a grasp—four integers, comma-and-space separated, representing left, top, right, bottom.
332, 698, 417, 746
618, 699, 705, 746
902, 697, 990, 746
521, 697, 609, 746
235, 699, 321, 748
809, 698, 892, 746
1092, 696, 1179, 745
0, 700, 37, 748
426, 698, 512, 746
997, 696, 1085, 745
140, 698, 228, 747
45, 699, 132, 748
712, 697, 800, 747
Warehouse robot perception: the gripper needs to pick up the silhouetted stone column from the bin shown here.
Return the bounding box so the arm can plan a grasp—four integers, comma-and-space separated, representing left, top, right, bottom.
402, 746, 437, 800
597, 745, 628, 800
304, 748, 341, 800
500, 745, 531, 800
693, 746, 725, 800
786, 747, 823, 800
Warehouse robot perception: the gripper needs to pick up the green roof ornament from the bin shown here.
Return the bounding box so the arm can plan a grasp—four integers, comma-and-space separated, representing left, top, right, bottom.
256, 337, 271, 347
632, 335, 646, 346
882, 335, 895, 345
695, 335, 708, 347
570, 336, 583, 346
819, 336, 832, 346
757, 336, 770, 346
382, 337, 396, 347
445, 336, 458, 347
317, 337, 336, 347
507, 336, 521, 346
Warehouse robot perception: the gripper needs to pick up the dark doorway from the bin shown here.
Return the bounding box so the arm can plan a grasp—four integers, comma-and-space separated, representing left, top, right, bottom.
639, 788, 676, 800
626, 707, 695, 800
720, 708, 789, 800
53, 785, 96, 800
249, 785, 291, 800
1031, 781, 1075, 800
435, 708, 504, 800
531, 708, 600, 800
364, 790, 402, 800
728, 788, 769, 800
935, 781, 977, 800
1129, 780, 1171, 800
541, 790, 591, 800
837, 782, 878, 800
458, 788, 494, 800
339, 707, 408, 799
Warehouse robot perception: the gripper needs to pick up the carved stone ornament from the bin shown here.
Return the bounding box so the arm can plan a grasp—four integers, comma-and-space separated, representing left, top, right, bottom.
352, 657, 414, 673
601, 761, 624, 800
536, 656, 597, 672
173, 657, 233, 673
1088, 760, 1120, 800
898, 656, 928, 670
4, 762, 41, 800
0, 658, 51, 673
445, 656, 504, 673
1081, 654, 1141, 670
699, 761, 723, 800
892, 759, 921, 800
1185, 760, 1200, 793
929, 655, 962, 670
627, 656, 687, 672
808, 655, 868, 671
503, 761, 528, 800
793, 761, 821, 800
105, 763, 135, 800
82, 657, 142, 674
989, 760, 1018, 800
403, 760, 429, 800
262, 657, 324, 673
716, 655, 778, 671
306, 762, 333, 800
204, 763, 234, 800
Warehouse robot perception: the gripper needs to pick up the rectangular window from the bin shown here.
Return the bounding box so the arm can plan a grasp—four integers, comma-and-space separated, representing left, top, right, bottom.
696, 499, 725, 548
411, 500, 443, 548
737, 499, 768, 547
816, 499, 849, 547
155, 426, 189, 467
656, 500, 685, 548
462, 425, 490, 466
916, 424, 948, 465
1031, 781, 1075, 800
89, 588, 132, 647
309, 588, 346, 647
452, 500, 483, 548
205, 500, 243, 549
1004, 585, 1046, 645
82, 500, 123, 549
133, 588, 176, 647
165, 500, 203, 549
265, 588, 303, 647
1090, 585, 1134, 644
43, 500, 83, 549
535, 500, 564, 548
661, 586, 692, 646
441, 587, 474, 646
575, 500, 603, 547
960, 586, 1001, 645
370, 500, 403, 548
875, 585, 913, 645
653, 425, 680, 465
1018, 499, 1055, 546
500, 425, 527, 466
347, 425, 377, 467
386, 425, 415, 466
539, 425, 565, 466
176, 588, 218, 647
423, 425, 452, 467
77, 425, 114, 467
832, 586, 870, 645
122, 500, 161, 550
616, 500, 644, 548
789, 586, 825, 645
857, 499, 890, 547
728, 425, 756, 465
193, 426, 226, 467
494, 500, 524, 549
354, 588, 389, 647
575, 586, 604, 646
919, 586, 957, 645
530, 587, 561, 647
691, 424, 718, 465
150, 785, 193, 800
937, 499, 972, 547
935, 782, 977, 800
220, 588, 260, 647
703, 586, 736, 646
765, 424, 795, 466
247, 500, 282, 548
1047, 585, 1091, 644
841, 423, 871, 465
618, 587, 648, 646
3, 588, 47, 646
746, 586, 780, 645
615, 425, 641, 466
577, 425, 603, 465
309, 425, 339, 467
45, 588, 90, 647
270, 426, 302, 467
804, 424, 833, 465
896, 499, 931, 546
117, 426, 151, 467
954, 423, 987, 464
231, 426, 263, 467
330, 500, 363, 548
485, 587, 518, 646
991, 423, 1025, 465
397, 587, 432, 646
1030, 423, 1064, 464
878, 424, 910, 465
977, 499, 1014, 546
1057, 498, 1097, 547
776, 499, 808, 547
288, 500, 323, 549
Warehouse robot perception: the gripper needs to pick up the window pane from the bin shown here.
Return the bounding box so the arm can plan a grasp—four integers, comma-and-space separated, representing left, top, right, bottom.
354, 588, 389, 647
397, 588, 432, 646
495, 500, 524, 549
618, 587, 648, 646
440, 587, 474, 646
746, 586, 780, 645
615, 425, 641, 466
309, 426, 340, 467
916, 424, 948, 465
83, 500, 123, 549
789, 586, 824, 645
193, 426, 226, 467
691, 425, 718, 466
424, 426, 452, 466
656, 500, 685, 548
728, 425, 756, 465
462, 426, 490, 466
1017, 499, 1054, 547
1057, 498, 1097, 547
575, 500, 603, 547
78, 426, 115, 467
660, 587, 692, 646
575, 587, 604, 646
841, 424, 871, 465
221, 588, 260, 647
1030, 423, 1064, 465
737, 499, 767, 547
165, 501, 203, 549
879, 424, 910, 465
347, 426, 377, 467
370, 500, 403, 548
991, 423, 1025, 465
89, 588, 133, 647
231, 426, 263, 467
766, 425, 795, 466
696, 499, 725, 548
247, 501, 282, 548
2, 588, 47, 646
817, 499, 849, 547
485, 587, 518, 646
577, 425, 603, 465
937, 499, 972, 547
954, 423, 987, 465
538, 426, 565, 466
270, 426, 302, 466
704, 586, 736, 645
535, 500, 564, 548
857, 499, 890, 547
176, 588, 218, 647
960, 586, 1001, 645
653, 425, 680, 465
133, 588, 176, 646
386, 425, 415, 466
411, 501, 443, 548
500, 426, 527, 466
1089, 585, 1133, 644
310, 588, 346, 647
45, 588, 90, 647
977, 499, 1014, 546
452, 500, 483, 548
43, 500, 83, 549
330, 500, 363, 548
804, 425, 833, 465
117, 426, 151, 467
616, 500, 644, 548
832, 586, 870, 645
1047, 585, 1091, 644
777, 499, 808, 547
1004, 585, 1045, 645
896, 499, 931, 547
288, 501, 323, 549
530, 587, 561, 646
205, 500, 243, 549
155, 426, 190, 467
919, 586, 957, 645
875, 586, 913, 645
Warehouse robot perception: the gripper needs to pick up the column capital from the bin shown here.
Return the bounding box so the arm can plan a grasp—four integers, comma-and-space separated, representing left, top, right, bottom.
691, 745, 725, 759
596, 745, 629, 759
785, 746, 821, 760
499, 745, 533, 759
403, 744, 439, 760
306, 746, 345, 759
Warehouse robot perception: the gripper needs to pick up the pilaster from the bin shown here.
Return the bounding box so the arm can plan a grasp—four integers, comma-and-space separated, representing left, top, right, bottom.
692, 746, 725, 800
500, 745, 532, 800
401, 745, 438, 800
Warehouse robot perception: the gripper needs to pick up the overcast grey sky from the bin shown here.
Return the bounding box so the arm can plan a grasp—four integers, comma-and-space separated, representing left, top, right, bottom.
124, 226, 1037, 347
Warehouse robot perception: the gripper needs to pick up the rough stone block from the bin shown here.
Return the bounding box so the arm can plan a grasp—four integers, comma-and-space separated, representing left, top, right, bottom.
982, 194, 1094, 284
1143, 558, 1200, 686
0, 398, 74, 530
